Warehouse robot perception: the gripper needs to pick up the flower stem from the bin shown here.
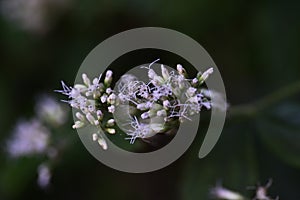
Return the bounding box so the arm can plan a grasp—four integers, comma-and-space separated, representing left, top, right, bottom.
228, 80, 300, 118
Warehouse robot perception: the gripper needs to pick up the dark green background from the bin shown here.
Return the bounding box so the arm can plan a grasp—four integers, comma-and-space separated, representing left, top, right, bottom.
0, 0, 300, 199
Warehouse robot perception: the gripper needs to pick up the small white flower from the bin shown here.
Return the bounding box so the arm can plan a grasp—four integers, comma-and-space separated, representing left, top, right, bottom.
74, 84, 87, 91
85, 77, 101, 98
85, 113, 96, 125
141, 112, 150, 119
192, 78, 198, 85
97, 137, 108, 150
176, 64, 186, 75
186, 87, 197, 97
201, 101, 211, 109
252, 179, 278, 200
92, 77, 100, 85
157, 109, 167, 117
106, 128, 116, 134
106, 119, 115, 127
148, 69, 164, 85
163, 100, 170, 109
104, 70, 113, 85
92, 133, 107, 150
108, 105, 115, 113
137, 102, 152, 110
75, 112, 85, 121
72, 120, 85, 129
92, 133, 98, 141
105, 70, 113, 79
101, 94, 108, 103
96, 110, 103, 120
82, 73, 91, 86
125, 117, 163, 144
107, 93, 116, 104
148, 69, 157, 80
106, 87, 112, 94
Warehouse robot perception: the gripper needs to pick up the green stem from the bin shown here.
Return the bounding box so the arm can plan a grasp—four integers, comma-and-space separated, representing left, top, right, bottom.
228, 80, 300, 118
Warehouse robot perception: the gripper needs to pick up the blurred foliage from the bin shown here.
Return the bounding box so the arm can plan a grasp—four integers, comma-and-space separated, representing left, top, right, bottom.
0, 0, 300, 200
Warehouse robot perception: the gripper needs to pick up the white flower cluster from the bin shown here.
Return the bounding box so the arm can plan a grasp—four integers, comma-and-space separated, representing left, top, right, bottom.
116, 61, 214, 143
7, 95, 68, 188
57, 71, 117, 150
35, 94, 67, 126
58, 60, 217, 148
7, 95, 66, 157
7, 119, 50, 157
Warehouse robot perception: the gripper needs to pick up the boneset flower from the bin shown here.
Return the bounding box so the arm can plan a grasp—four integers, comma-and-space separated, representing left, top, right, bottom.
7, 119, 50, 157
57, 60, 224, 150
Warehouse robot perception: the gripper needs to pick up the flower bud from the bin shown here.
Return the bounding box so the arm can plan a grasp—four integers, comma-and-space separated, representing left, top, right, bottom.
141, 112, 150, 119
104, 70, 113, 86
176, 64, 186, 76
72, 121, 84, 129
82, 73, 91, 86
86, 113, 96, 125
100, 94, 108, 103
92, 133, 98, 141
108, 105, 115, 113
192, 78, 198, 85
106, 119, 115, 127
106, 87, 112, 94
186, 87, 197, 97
198, 68, 213, 84
210, 186, 244, 200
106, 128, 116, 134
157, 109, 167, 117
148, 69, 157, 80
96, 110, 103, 120
75, 112, 85, 121
163, 100, 170, 109
107, 93, 116, 104
161, 64, 170, 80
97, 137, 108, 150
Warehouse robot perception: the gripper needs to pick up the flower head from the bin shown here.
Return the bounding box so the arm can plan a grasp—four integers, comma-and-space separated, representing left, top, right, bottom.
35, 95, 67, 126
57, 60, 221, 148
7, 119, 50, 157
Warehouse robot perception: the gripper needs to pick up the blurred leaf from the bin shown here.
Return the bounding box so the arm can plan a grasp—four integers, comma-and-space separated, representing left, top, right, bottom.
256, 102, 300, 168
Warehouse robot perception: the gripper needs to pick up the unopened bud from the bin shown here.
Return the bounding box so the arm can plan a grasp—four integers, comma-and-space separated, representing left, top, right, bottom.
72, 121, 84, 129
161, 64, 170, 80
82, 74, 91, 86
106, 128, 116, 134
106, 119, 115, 127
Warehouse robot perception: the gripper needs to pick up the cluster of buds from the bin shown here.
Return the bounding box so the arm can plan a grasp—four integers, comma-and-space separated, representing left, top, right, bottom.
56, 70, 117, 150
116, 61, 215, 143
57, 60, 220, 148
